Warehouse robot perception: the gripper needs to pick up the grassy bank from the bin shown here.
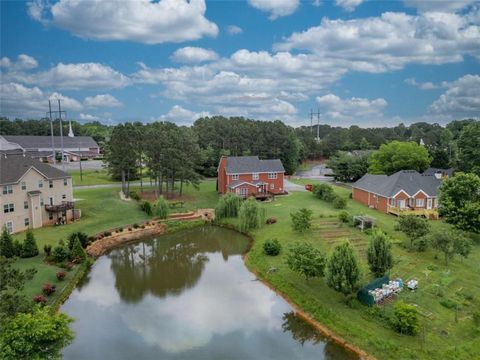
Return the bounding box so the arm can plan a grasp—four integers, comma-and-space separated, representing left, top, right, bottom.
225, 189, 479, 360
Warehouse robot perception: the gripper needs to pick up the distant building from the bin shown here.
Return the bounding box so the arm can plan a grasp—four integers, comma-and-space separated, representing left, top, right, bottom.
0, 135, 100, 162
352, 170, 441, 218
217, 156, 285, 198
423, 167, 454, 179
1, 152, 75, 234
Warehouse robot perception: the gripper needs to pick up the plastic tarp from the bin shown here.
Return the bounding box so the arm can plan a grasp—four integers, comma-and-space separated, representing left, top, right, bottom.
357, 275, 389, 306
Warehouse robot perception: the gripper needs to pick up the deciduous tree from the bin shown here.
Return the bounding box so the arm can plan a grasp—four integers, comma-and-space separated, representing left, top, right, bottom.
367, 230, 393, 277
430, 230, 472, 266
290, 208, 313, 232
326, 241, 361, 298
286, 242, 326, 280
396, 215, 430, 249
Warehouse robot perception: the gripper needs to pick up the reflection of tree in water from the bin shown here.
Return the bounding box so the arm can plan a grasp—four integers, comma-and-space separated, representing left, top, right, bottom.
282, 312, 358, 360
109, 227, 250, 303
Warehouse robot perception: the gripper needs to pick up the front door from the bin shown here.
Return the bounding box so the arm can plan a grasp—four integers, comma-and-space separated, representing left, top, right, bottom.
398, 200, 405, 209
427, 198, 433, 209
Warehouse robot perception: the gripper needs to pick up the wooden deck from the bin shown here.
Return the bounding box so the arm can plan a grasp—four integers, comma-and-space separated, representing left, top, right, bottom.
387, 206, 439, 219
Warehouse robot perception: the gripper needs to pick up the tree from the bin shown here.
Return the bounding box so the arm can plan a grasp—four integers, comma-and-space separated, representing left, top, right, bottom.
238, 198, 265, 232
286, 242, 326, 280
392, 301, 419, 335
312, 183, 335, 201
67, 232, 89, 249
367, 230, 393, 277
69, 237, 87, 263
21, 229, 39, 258
430, 230, 472, 266
457, 122, 480, 175
368, 141, 431, 175
154, 196, 169, 219
438, 172, 480, 233
0, 226, 15, 258
263, 239, 281, 256
215, 193, 242, 219
396, 215, 430, 249
290, 208, 313, 232
326, 151, 370, 182
0, 305, 74, 359
326, 241, 361, 298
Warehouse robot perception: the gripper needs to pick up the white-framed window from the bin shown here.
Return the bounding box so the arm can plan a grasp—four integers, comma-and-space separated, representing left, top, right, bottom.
40, 198, 44, 206
397, 200, 406, 209
415, 198, 424, 207
252, 173, 259, 180
24, 218, 30, 227
49, 180, 53, 188
3, 203, 14, 213
270, 183, 275, 190
6, 221, 13, 234
64, 178, 68, 186
24, 201, 29, 209
2, 185, 13, 195
62, 194, 66, 200
231, 174, 239, 181
38, 180, 43, 188
21, 182, 26, 190
268, 172, 277, 179
240, 188, 248, 196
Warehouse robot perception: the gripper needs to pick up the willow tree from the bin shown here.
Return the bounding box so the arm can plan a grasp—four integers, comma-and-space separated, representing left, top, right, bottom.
215, 193, 242, 219
238, 198, 265, 233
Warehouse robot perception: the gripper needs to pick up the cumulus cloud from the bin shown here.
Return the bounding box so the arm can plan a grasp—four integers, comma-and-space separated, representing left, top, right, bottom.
335, 0, 364, 12
248, 0, 300, 20
84, 94, 123, 108
429, 74, 480, 116
0, 54, 38, 70
226, 25, 243, 35
403, 0, 476, 13
156, 105, 210, 125
27, 0, 218, 44
316, 93, 387, 122
404, 78, 449, 90
171, 47, 219, 63
79, 113, 100, 121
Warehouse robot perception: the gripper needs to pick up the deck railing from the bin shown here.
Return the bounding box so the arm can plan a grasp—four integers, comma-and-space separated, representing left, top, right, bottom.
45, 201, 75, 213
387, 205, 439, 219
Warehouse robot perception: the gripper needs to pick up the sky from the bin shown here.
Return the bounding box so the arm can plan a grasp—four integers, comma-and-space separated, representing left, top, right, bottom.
0, 0, 479, 128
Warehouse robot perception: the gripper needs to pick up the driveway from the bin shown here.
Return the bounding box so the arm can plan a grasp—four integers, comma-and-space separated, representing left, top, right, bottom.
284, 179, 306, 192
295, 164, 334, 182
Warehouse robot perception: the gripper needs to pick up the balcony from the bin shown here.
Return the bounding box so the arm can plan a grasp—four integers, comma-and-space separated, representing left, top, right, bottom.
387, 205, 439, 219
45, 201, 75, 213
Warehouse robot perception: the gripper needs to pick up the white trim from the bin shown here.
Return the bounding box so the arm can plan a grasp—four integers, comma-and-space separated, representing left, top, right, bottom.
392, 189, 411, 198
225, 171, 285, 175
412, 189, 429, 197
229, 181, 257, 189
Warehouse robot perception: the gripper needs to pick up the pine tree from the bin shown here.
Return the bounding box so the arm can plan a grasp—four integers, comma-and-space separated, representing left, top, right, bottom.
69, 237, 86, 263
367, 230, 393, 277
0, 226, 15, 258
21, 229, 39, 258
326, 241, 361, 298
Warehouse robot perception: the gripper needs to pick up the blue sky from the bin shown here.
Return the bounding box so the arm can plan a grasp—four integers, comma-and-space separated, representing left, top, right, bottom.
1, 0, 479, 127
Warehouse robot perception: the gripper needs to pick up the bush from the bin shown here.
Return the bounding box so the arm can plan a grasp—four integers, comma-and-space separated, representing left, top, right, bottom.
332, 196, 347, 209
13, 239, 23, 257
286, 242, 326, 280
312, 183, 335, 201
392, 301, 419, 335
413, 236, 429, 252
103, 231, 112, 237
67, 232, 89, 249
69, 237, 86, 263
338, 211, 350, 223
33, 295, 47, 304
129, 191, 141, 201
215, 193, 242, 219
52, 245, 68, 263
21, 230, 39, 258
42, 283, 56, 296
43, 244, 52, 257
290, 208, 313, 232
133, 223, 139, 229
440, 298, 458, 309
263, 239, 281, 256
141, 201, 153, 216
56, 271, 66, 281
154, 196, 169, 219
266, 217, 277, 225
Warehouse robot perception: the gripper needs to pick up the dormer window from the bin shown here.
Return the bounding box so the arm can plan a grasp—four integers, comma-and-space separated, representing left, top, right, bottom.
231, 174, 239, 181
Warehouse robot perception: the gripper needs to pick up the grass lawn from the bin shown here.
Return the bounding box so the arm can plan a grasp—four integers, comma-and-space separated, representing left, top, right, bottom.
69, 169, 151, 186
228, 187, 480, 360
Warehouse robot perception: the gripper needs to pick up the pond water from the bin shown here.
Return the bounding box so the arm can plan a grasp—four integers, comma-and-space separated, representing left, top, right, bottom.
62, 226, 358, 360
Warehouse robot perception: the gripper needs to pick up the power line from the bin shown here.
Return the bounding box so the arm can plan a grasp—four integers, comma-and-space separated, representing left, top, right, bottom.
46, 99, 67, 171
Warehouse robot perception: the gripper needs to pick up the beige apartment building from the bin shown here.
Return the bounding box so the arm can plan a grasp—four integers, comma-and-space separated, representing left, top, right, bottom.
0, 151, 75, 234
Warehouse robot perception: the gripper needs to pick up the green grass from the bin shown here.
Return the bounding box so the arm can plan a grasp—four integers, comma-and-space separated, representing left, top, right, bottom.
223, 188, 480, 360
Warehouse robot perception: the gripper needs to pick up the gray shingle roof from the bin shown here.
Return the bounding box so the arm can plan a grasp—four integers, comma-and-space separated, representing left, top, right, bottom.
2, 135, 99, 149
353, 170, 442, 197
0, 153, 70, 185
225, 156, 285, 174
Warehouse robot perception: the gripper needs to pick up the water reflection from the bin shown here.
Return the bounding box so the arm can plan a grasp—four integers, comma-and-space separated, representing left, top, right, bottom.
62, 226, 357, 360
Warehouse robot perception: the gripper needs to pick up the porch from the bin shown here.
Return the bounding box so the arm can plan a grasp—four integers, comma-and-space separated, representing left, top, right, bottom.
45, 201, 76, 225
387, 205, 439, 219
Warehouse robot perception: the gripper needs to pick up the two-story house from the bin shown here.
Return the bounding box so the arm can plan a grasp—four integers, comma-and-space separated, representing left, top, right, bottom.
0, 152, 75, 234
217, 156, 285, 198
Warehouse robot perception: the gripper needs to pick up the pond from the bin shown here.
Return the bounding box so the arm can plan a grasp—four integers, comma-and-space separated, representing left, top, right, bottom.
62, 226, 358, 360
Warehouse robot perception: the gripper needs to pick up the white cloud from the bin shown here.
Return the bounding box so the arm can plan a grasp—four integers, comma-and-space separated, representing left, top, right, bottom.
0, 54, 38, 70
248, 0, 300, 20
404, 77, 449, 90
429, 74, 480, 116
79, 113, 100, 121
316, 93, 387, 121
28, 0, 218, 44
275, 11, 480, 71
84, 94, 123, 108
0, 82, 82, 118
335, 0, 364, 12
226, 25, 243, 35
403, 0, 476, 13
171, 47, 219, 63
156, 105, 210, 125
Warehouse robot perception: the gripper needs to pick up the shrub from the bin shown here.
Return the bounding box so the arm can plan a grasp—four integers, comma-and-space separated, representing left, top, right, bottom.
338, 211, 350, 223
0, 225, 15, 258
413, 236, 429, 252
103, 231, 112, 237
128, 227, 132, 231
21, 230, 39, 258
52, 245, 68, 263
312, 183, 335, 201
67, 232, 89, 249
133, 223, 140, 229
397, 215, 430, 249
332, 196, 347, 209
154, 196, 169, 219
69, 237, 86, 263
286, 242, 326, 280
440, 298, 458, 309
13, 239, 23, 257
392, 301, 419, 335
266, 217, 277, 225
56, 271, 66, 281
238, 198, 265, 232
215, 193, 242, 219
129, 191, 140, 201
141, 201, 153, 216
290, 208, 313, 232
33, 295, 47, 304
263, 239, 281, 256
42, 283, 56, 296
43, 244, 52, 257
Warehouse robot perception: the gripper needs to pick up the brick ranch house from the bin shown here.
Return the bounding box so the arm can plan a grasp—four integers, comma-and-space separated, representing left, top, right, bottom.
352, 170, 442, 219
217, 156, 285, 198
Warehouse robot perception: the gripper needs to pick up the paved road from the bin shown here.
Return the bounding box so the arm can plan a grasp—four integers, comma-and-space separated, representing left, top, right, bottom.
53, 159, 104, 171
295, 164, 334, 182
284, 179, 306, 192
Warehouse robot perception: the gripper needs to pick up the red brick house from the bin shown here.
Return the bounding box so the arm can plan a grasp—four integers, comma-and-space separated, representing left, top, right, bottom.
217, 156, 285, 198
352, 170, 442, 218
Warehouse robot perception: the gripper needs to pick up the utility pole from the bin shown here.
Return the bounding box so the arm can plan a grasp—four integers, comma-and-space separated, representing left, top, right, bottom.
47, 101, 56, 165
78, 147, 83, 182
58, 100, 65, 172
46, 99, 67, 171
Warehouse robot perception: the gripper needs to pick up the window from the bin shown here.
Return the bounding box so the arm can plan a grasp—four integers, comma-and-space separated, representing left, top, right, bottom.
3, 203, 14, 213
252, 173, 259, 180
49, 213, 53, 220
397, 200, 406, 209
231, 174, 239, 181
415, 198, 424, 207
236, 187, 248, 196
48, 197, 54, 206
40, 198, 44, 206
49, 180, 53, 188
270, 183, 275, 190
62, 194, 66, 200
64, 178, 68, 186
6, 222, 13, 234
24, 218, 30, 227
268, 172, 277, 179
24, 201, 29, 209
2, 185, 13, 195
38, 180, 43, 188
21, 182, 26, 190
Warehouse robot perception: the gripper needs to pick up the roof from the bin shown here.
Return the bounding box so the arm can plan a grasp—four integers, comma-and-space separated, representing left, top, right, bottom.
225, 156, 285, 174
352, 170, 442, 197
0, 152, 70, 185
423, 167, 454, 177
2, 135, 99, 150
